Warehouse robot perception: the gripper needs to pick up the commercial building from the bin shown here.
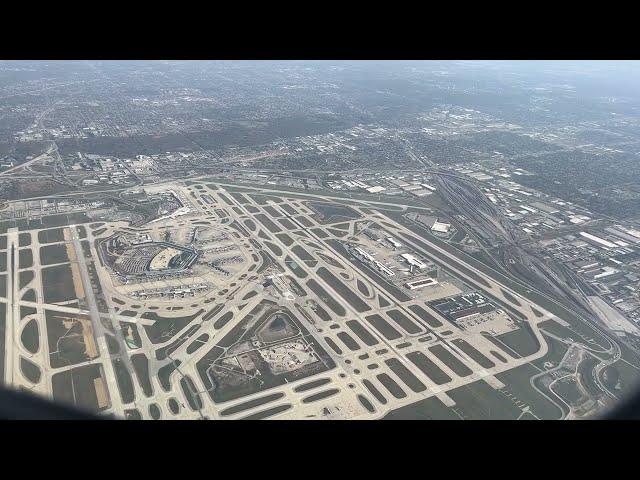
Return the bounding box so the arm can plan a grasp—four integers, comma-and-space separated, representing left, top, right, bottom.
373, 261, 395, 277
354, 247, 374, 262
405, 278, 438, 290
386, 237, 402, 248
401, 253, 427, 269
